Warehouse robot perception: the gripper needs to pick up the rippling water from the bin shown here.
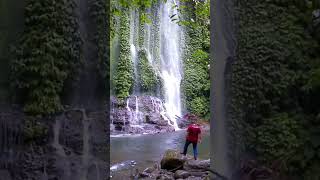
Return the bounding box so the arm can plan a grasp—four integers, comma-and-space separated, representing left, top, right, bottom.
110, 130, 210, 179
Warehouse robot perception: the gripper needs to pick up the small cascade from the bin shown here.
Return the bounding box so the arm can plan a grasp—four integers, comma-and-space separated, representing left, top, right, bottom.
53, 117, 66, 157
95, 162, 100, 180
159, 100, 171, 125
125, 99, 132, 131
40, 160, 48, 180
52, 115, 71, 179
134, 96, 139, 124
80, 109, 90, 180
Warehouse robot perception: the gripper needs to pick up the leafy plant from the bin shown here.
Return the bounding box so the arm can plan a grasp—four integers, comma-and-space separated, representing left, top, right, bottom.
10, 0, 81, 115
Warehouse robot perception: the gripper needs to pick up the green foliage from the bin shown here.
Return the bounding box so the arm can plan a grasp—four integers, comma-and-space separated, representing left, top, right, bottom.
254, 114, 301, 163
10, 0, 81, 115
231, 0, 320, 178
188, 96, 209, 117
112, 0, 162, 24
114, 12, 134, 99
183, 49, 210, 118
181, 1, 210, 120
138, 50, 158, 92
91, 0, 109, 90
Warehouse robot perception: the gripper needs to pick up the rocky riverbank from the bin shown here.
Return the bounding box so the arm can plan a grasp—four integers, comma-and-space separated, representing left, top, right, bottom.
130, 149, 211, 180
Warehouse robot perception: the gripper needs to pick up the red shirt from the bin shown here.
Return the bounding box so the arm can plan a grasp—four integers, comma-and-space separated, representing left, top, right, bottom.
186, 124, 201, 143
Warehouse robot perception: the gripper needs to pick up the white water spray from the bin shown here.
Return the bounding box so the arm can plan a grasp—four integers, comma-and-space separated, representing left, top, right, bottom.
160, 0, 182, 130
134, 96, 139, 124
81, 109, 90, 180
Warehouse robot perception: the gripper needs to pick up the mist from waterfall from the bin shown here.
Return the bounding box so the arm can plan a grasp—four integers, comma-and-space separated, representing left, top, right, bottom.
160, 0, 182, 130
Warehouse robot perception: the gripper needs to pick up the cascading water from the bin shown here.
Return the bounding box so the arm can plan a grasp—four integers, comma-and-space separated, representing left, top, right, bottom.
111, 0, 184, 133
134, 96, 139, 124
159, 0, 182, 130
130, 10, 140, 94
81, 110, 90, 180
53, 117, 66, 157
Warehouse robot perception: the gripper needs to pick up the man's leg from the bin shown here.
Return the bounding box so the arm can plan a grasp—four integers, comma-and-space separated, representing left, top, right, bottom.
183, 140, 191, 155
192, 142, 198, 160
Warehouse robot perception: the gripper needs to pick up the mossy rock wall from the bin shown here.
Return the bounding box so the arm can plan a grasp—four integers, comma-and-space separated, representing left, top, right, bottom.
230, 0, 320, 178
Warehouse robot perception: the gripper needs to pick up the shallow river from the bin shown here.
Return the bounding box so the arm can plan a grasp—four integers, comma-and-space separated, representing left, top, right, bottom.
110, 130, 210, 179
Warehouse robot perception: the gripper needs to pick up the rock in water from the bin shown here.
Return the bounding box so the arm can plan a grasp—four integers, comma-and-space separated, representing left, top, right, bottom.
160, 149, 186, 171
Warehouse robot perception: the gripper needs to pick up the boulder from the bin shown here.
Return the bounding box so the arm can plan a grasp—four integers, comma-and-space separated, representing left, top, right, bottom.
146, 114, 168, 126
183, 159, 210, 172
156, 174, 175, 180
185, 176, 203, 180
160, 149, 186, 171
174, 170, 190, 179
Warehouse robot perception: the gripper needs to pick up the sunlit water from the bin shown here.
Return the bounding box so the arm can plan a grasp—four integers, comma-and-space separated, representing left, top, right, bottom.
110, 130, 209, 179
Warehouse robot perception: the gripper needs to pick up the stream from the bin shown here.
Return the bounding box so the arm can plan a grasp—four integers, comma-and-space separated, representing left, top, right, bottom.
110, 130, 210, 179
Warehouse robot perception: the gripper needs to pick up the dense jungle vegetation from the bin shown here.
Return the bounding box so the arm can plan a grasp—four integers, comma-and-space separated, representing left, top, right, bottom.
0, 0, 108, 116
111, 0, 211, 119
230, 0, 320, 179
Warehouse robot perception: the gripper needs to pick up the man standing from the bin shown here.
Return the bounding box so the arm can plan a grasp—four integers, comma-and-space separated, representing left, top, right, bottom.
181, 119, 202, 160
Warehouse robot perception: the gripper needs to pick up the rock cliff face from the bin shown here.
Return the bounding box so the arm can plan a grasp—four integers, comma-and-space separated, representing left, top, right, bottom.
110, 96, 176, 135
0, 105, 108, 180
0, 0, 109, 179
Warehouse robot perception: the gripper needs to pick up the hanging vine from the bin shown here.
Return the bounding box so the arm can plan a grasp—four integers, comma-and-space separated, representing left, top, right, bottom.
10, 0, 81, 115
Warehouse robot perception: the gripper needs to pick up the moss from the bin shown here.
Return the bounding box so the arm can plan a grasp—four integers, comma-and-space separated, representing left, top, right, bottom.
10, 0, 81, 116
91, 0, 109, 90
182, 24, 210, 119
230, 0, 320, 178
114, 11, 134, 99
138, 49, 159, 93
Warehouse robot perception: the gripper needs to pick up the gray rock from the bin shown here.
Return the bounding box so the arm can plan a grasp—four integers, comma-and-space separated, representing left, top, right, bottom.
174, 170, 190, 179
185, 176, 203, 180
145, 114, 168, 126
183, 159, 210, 172
156, 175, 174, 180
160, 149, 186, 171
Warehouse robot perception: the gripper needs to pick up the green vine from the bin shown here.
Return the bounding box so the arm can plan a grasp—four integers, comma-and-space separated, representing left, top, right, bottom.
231, 0, 320, 178
90, 0, 109, 91
114, 11, 134, 99
10, 0, 81, 115
138, 49, 158, 93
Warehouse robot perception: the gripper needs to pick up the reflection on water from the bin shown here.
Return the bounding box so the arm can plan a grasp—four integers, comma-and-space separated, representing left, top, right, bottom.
110, 130, 210, 178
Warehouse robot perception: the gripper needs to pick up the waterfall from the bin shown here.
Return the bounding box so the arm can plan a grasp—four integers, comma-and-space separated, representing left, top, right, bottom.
159, 0, 182, 130
111, 0, 185, 132
81, 110, 90, 180
52, 115, 71, 179
130, 10, 140, 94
125, 99, 132, 129
53, 117, 66, 157
134, 96, 139, 124
95, 162, 100, 180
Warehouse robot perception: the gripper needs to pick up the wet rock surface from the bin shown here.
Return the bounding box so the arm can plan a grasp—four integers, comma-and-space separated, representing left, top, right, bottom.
138, 149, 210, 180
110, 96, 177, 135
0, 105, 108, 180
